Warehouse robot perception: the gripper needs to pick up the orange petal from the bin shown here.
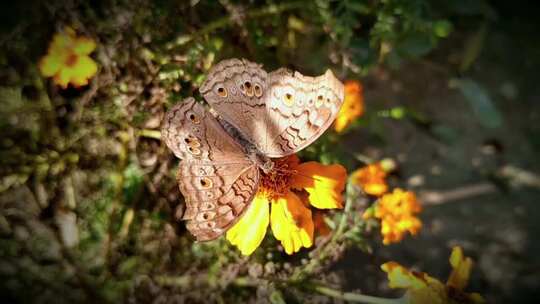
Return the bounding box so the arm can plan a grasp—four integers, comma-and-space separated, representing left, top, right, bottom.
333, 80, 364, 133
313, 210, 331, 237
291, 162, 346, 209
351, 164, 388, 196
226, 193, 270, 256
270, 192, 313, 255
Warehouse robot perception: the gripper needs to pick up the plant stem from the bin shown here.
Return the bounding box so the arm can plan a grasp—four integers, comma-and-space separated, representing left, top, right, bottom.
334, 179, 355, 237
138, 129, 161, 140
354, 153, 374, 165
290, 179, 356, 281
312, 284, 403, 304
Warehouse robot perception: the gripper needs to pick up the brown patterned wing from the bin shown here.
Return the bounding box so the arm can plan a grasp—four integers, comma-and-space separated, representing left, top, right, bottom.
161, 98, 259, 241
262, 67, 344, 157
199, 58, 344, 158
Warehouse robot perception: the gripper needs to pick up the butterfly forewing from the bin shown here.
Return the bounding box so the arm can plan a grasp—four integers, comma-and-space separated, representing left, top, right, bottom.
200, 58, 344, 158
262, 68, 344, 157
162, 98, 259, 241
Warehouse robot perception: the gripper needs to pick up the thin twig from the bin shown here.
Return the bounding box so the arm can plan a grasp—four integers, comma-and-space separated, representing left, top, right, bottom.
310, 283, 403, 304
419, 183, 496, 206
138, 129, 161, 140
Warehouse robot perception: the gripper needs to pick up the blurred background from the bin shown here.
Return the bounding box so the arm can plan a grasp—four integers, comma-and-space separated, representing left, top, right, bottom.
1, 0, 539, 303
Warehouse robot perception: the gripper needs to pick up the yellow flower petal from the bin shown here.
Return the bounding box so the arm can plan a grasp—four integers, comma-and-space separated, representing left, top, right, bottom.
49, 31, 76, 54
39, 27, 98, 88
381, 262, 427, 289
447, 246, 473, 290
383, 248, 485, 304
69, 55, 98, 87
39, 54, 63, 77
381, 262, 447, 304
226, 193, 270, 256
291, 162, 346, 209
270, 192, 313, 255
53, 65, 75, 88
74, 37, 97, 55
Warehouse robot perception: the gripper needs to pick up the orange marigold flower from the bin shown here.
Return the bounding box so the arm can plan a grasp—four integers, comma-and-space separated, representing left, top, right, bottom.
39, 27, 98, 88
334, 80, 364, 133
381, 246, 485, 304
226, 155, 346, 255
364, 188, 422, 245
351, 162, 388, 196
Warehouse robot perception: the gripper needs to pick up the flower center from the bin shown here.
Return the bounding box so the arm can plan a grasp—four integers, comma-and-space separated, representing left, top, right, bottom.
259, 156, 297, 199
65, 53, 78, 67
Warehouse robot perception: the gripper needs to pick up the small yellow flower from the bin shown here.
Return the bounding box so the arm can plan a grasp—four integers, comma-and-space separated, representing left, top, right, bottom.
226, 155, 346, 255
448, 247, 476, 291
364, 188, 422, 245
381, 246, 485, 304
382, 261, 446, 304
351, 162, 389, 196
334, 80, 364, 133
39, 27, 98, 88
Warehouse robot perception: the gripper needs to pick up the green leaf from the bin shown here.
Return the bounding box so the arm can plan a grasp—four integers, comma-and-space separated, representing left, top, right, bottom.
123, 164, 144, 204
398, 33, 434, 57
433, 20, 453, 38
450, 78, 502, 128
460, 25, 487, 72
431, 124, 460, 143
269, 289, 286, 304
344, 2, 371, 14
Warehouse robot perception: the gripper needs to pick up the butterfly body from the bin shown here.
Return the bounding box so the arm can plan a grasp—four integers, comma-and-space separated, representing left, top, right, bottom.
162, 58, 344, 241
215, 113, 275, 174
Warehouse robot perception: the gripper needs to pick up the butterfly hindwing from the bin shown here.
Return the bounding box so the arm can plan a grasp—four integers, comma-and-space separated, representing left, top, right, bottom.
162, 98, 259, 241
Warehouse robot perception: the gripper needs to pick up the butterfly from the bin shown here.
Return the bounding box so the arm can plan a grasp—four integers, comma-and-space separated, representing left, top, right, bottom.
162, 58, 344, 241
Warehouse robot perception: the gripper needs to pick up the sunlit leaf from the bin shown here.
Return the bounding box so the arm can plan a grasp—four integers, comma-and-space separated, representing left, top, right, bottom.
433, 20, 453, 38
